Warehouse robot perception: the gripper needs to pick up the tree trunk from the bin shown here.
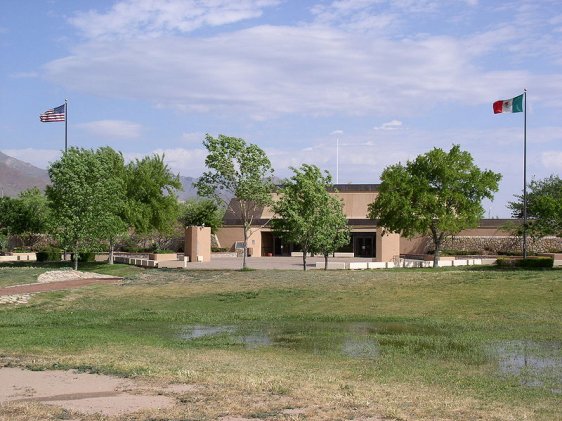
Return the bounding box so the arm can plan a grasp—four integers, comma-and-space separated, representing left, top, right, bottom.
242, 225, 248, 270
431, 229, 444, 268
302, 247, 307, 271
108, 239, 114, 265
73, 247, 79, 270
324, 253, 329, 270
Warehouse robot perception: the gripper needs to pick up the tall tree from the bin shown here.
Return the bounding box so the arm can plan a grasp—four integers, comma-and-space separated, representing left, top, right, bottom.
314, 194, 350, 270
272, 164, 347, 270
195, 134, 274, 269
46, 147, 125, 269
124, 154, 182, 241
368, 145, 501, 267
97, 147, 128, 264
508, 174, 562, 239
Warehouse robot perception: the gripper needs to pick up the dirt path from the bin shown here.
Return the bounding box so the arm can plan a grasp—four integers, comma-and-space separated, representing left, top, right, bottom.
0, 277, 122, 296
0, 367, 186, 417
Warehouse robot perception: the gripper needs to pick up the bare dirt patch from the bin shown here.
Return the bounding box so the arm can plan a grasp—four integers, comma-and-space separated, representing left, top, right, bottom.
0, 367, 178, 417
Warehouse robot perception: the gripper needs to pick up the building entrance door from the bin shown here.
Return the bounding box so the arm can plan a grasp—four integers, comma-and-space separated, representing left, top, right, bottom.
354, 235, 374, 257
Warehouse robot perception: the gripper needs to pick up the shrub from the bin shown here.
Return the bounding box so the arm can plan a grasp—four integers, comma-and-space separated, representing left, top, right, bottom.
496, 257, 554, 269
36, 247, 62, 262
153, 249, 176, 254
211, 247, 228, 252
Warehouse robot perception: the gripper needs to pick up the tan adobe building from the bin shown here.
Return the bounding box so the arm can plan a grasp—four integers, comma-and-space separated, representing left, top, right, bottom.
216, 184, 401, 262
216, 183, 537, 260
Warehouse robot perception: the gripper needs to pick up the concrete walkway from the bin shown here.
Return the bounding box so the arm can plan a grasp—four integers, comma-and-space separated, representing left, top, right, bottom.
182, 255, 374, 270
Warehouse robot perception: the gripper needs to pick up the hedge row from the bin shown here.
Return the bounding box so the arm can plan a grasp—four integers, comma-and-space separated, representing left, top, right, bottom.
496, 257, 554, 269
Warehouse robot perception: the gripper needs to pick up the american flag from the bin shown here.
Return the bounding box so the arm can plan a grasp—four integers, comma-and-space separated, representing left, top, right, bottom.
40, 104, 65, 122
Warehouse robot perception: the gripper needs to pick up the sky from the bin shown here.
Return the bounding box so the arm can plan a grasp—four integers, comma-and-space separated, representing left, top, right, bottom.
1, 0, 561, 217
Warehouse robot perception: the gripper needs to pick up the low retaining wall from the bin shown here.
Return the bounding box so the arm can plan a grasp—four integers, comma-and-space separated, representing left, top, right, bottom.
0, 253, 37, 262
444, 236, 562, 254
114, 255, 188, 268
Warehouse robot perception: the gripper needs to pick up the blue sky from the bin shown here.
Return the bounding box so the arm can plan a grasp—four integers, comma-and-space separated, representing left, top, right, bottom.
1, 0, 561, 217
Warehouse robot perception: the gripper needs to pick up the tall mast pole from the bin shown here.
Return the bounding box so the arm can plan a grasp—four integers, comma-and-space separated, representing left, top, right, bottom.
64, 99, 68, 152
523, 89, 527, 258
336, 137, 339, 184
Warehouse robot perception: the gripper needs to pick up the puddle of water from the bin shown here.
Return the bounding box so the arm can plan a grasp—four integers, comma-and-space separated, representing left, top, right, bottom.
239, 334, 272, 349
341, 337, 379, 359
179, 325, 235, 340
489, 340, 562, 392
177, 320, 445, 361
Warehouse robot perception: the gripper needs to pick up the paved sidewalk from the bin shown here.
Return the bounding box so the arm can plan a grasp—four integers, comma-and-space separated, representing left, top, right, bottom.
183, 255, 374, 270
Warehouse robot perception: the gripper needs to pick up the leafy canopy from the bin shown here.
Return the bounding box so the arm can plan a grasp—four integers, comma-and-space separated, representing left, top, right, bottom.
46, 147, 126, 268
124, 154, 182, 235
178, 198, 224, 234
368, 145, 501, 261
508, 174, 562, 238
195, 134, 274, 206
195, 134, 274, 268
272, 164, 348, 270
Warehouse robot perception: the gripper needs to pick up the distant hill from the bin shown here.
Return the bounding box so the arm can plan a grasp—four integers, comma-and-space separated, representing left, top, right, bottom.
0, 151, 50, 197
0, 151, 230, 202
178, 176, 199, 201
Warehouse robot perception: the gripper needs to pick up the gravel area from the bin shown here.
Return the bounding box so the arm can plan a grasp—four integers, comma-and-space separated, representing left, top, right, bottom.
37, 270, 116, 283
0, 271, 122, 305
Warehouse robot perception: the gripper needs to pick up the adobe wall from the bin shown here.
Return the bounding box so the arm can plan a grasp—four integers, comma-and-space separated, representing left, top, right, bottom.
375, 229, 400, 262
184, 226, 211, 262
401, 235, 562, 255
216, 226, 262, 256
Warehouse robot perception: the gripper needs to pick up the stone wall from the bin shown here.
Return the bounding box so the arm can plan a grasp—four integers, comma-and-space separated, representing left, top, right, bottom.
435, 236, 562, 255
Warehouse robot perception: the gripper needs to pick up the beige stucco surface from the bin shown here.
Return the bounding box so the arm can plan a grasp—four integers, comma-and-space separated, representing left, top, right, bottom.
185, 226, 211, 262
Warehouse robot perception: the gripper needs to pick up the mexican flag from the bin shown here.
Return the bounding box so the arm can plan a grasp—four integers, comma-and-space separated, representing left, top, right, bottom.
493, 94, 524, 114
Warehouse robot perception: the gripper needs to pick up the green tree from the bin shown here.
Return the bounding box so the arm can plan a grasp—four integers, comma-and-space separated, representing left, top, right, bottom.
14, 188, 51, 237
124, 154, 182, 243
0, 189, 51, 251
178, 198, 224, 234
508, 174, 562, 239
195, 134, 274, 269
97, 147, 128, 264
272, 164, 347, 270
0, 197, 17, 252
314, 194, 350, 270
368, 145, 501, 267
46, 147, 125, 269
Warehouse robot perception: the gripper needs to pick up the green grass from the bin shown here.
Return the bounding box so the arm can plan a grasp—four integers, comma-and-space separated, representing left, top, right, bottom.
0, 261, 143, 287
0, 265, 560, 420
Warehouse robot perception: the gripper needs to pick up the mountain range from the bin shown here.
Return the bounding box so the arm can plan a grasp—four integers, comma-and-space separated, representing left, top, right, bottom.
0, 151, 199, 201
0, 151, 50, 197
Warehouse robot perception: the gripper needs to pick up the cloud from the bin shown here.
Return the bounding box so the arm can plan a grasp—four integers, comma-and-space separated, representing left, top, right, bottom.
46, 23, 561, 119
374, 120, 403, 130
77, 120, 142, 139
69, 0, 280, 40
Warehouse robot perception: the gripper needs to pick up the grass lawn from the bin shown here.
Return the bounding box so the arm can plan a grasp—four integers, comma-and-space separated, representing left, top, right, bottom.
0, 265, 560, 420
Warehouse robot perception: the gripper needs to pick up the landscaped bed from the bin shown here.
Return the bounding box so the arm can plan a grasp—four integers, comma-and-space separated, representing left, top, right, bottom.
0, 265, 560, 420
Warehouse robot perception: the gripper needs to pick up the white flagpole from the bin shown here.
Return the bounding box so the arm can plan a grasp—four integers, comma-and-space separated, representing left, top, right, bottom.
64, 99, 68, 152
336, 137, 339, 184
523, 89, 527, 258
